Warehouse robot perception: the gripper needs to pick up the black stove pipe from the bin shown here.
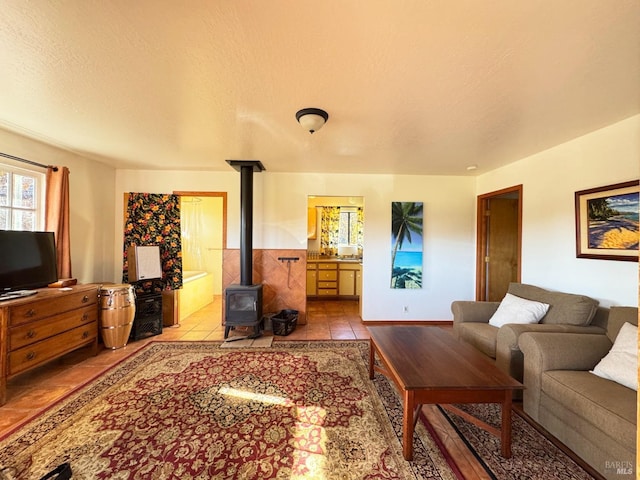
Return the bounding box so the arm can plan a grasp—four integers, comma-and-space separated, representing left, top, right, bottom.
239, 165, 253, 285
226, 160, 266, 286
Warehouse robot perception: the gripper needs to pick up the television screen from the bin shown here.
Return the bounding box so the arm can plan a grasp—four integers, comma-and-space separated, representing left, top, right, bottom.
0, 230, 58, 292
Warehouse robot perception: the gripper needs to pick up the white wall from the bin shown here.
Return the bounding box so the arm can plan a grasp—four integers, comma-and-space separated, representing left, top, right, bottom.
263, 173, 478, 321
115, 170, 477, 320
476, 115, 639, 307
0, 129, 116, 285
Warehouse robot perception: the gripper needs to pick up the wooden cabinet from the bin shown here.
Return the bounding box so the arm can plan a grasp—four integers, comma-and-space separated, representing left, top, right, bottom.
161, 290, 179, 327
307, 261, 361, 299
317, 263, 338, 296
339, 263, 361, 296
0, 284, 99, 405
306, 263, 317, 296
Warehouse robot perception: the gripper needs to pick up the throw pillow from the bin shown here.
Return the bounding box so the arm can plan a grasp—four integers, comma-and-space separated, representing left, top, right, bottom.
591, 322, 638, 391
488, 293, 550, 328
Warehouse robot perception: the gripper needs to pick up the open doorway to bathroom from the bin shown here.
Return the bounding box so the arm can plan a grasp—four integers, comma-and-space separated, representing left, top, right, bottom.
174, 191, 227, 323
307, 196, 364, 318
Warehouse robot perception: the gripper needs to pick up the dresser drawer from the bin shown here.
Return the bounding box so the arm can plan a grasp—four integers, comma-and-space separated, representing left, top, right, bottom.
9, 305, 98, 350
318, 281, 336, 289
339, 263, 361, 271
318, 289, 337, 296
318, 271, 337, 281
317, 263, 337, 270
9, 289, 98, 326
9, 322, 97, 376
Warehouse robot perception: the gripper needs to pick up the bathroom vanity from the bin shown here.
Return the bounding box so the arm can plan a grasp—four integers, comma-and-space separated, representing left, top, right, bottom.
306, 258, 362, 299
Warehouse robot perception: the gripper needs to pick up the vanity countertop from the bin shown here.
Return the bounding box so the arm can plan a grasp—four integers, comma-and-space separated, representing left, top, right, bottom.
307, 257, 361, 264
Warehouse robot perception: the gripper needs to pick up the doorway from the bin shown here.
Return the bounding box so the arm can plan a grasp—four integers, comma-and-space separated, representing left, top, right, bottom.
306, 196, 364, 316
476, 185, 522, 301
174, 191, 227, 322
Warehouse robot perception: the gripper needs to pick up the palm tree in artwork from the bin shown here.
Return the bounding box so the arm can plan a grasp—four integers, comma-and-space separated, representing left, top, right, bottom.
391, 202, 423, 287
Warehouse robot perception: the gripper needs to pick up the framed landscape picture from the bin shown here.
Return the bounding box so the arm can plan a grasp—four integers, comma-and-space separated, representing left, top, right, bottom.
390, 201, 423, 288
575, 180, 639, 261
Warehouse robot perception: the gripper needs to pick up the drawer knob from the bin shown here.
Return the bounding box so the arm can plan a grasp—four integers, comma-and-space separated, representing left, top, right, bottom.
82, 295, 89, 303
26, 330, 36, 339
25, 309, 36, 318
26, 351, 36, 361
82, 331, 89, 339
81, 313, 89, 322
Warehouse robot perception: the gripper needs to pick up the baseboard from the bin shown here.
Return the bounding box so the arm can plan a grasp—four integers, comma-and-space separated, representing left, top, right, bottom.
361, 320, 453, 326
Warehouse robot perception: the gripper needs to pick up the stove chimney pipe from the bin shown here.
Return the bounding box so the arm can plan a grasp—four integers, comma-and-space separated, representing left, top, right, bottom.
226, 160, 265, 286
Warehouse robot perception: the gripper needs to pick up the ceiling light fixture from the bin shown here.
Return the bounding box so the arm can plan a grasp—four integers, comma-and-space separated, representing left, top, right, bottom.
295, 108, 329, 134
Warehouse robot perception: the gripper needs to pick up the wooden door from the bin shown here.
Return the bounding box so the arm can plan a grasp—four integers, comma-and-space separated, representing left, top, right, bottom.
476, 186, 522, 301
487, 198, 519, 301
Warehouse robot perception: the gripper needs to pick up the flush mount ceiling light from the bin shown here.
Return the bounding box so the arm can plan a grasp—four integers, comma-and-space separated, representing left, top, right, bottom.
295, 108, 329, 134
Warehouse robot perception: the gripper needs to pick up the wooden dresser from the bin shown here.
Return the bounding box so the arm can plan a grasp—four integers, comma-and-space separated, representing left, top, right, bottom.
0, 284, 100, 405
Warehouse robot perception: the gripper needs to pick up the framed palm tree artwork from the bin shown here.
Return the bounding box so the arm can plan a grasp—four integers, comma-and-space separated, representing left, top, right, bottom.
391, 202, 423, 288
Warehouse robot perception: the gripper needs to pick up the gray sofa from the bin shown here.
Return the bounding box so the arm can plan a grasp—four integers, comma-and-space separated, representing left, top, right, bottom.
520, 306, 637, 480
451, 283, 606, 383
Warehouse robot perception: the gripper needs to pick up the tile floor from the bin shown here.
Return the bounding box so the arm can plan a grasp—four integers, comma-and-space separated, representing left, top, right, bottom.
0, 298, 489, 478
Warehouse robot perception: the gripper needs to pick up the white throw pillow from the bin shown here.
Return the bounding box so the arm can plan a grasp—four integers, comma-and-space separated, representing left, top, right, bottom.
488, 293, 550, 328
591, 322, 638, 391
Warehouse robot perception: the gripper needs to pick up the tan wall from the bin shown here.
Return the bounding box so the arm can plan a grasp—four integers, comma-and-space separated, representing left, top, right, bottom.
0, 128, 116, 285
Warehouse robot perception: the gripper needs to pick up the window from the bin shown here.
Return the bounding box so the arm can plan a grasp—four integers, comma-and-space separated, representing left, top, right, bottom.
0, 164, 45, 231
338, 207, 359, 246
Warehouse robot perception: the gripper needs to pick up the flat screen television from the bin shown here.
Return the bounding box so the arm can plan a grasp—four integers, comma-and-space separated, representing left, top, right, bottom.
0, 230, 58, 292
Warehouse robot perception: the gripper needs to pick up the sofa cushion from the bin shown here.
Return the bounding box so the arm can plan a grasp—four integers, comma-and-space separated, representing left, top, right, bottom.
457, 323, 498, 359
488, 293, 549, 327
606, 306, 639, 343
508, 283, 598, 326
591, 322, 638, 390
541, 370, 636, 449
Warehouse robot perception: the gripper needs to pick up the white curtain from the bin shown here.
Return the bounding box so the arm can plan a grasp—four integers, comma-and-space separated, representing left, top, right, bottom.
181, 197, 204, 271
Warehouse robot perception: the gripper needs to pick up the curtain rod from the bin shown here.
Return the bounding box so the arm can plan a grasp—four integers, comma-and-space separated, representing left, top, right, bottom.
0, 152, 58, 171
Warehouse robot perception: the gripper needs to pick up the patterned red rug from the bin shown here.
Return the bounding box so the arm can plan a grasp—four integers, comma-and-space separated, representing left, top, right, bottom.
0, 341, 456, 479
437, 404, 598, 479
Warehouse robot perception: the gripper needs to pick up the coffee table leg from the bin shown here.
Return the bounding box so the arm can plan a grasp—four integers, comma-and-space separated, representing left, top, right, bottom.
501, 390, 513, 458
403, 390, 414, 460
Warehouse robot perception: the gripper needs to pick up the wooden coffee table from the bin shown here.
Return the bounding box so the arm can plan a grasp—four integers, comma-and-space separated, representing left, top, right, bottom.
368, 325, 524, 461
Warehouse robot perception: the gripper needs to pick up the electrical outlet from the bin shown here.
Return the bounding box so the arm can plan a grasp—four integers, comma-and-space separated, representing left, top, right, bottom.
403, 305, 409, 313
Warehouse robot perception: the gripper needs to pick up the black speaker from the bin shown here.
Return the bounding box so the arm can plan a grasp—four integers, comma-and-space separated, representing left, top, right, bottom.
130, 293, 163, 340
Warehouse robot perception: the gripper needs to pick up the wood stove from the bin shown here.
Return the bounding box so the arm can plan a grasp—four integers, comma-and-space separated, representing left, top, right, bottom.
224, 284, 263, 338
224, 160, 265, 339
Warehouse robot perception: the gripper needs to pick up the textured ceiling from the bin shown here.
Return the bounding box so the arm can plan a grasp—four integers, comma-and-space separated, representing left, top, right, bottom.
0, 1, 638, 175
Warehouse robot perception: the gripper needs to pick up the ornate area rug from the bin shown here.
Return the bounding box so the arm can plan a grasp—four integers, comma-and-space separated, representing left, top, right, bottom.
438, 404, 597, 479
0, 341, 456, 480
